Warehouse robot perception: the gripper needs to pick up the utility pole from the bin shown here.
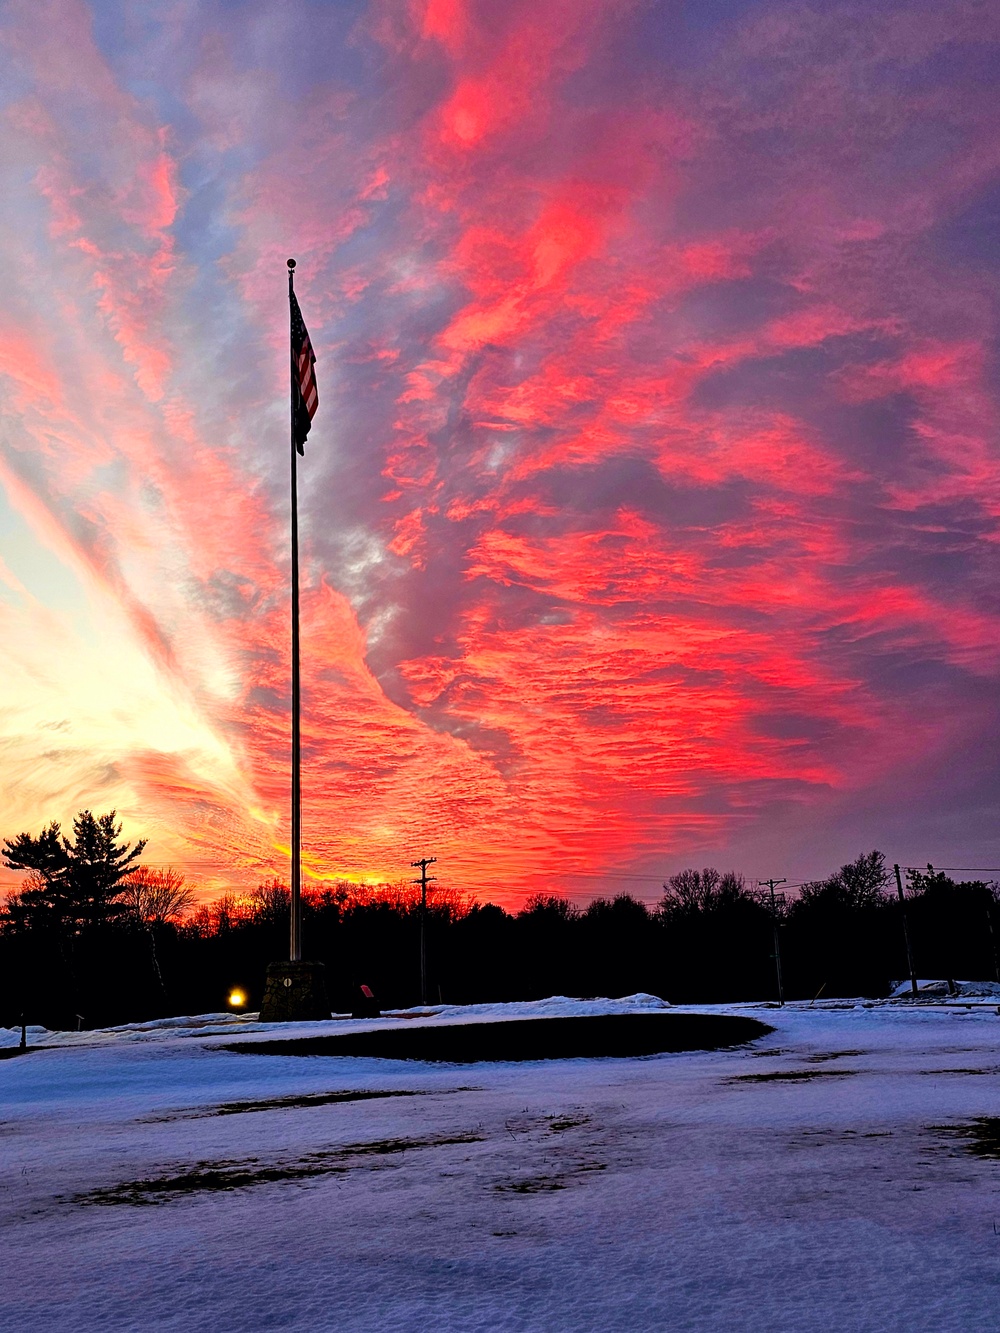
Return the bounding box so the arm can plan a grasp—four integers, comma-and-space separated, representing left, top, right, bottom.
893, 864, 919, 996
411, 857, 437, 1006
762, 878, 786, 1006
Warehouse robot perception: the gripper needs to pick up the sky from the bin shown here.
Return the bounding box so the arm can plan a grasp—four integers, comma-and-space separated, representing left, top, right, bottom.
1, 0, 999, 907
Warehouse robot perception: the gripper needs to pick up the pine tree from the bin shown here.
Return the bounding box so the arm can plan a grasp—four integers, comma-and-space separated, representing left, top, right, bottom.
3, 811, 146, 935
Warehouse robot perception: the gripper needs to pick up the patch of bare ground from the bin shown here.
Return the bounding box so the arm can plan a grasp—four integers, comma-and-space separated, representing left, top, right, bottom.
222, 1013, 772, 1063
728, 1069, 857, 1083
73, 1132, 485, 1206
803, 1050, 868, 1063
493, 1162, 608, 1194
545, 1114, 591, 1133
918, 1068, 1000, 1077
794, 1129, 894, 1145
930, 1118, 1000, 1159
139, 1087, 476, 1122
485, 1105, 636, 1198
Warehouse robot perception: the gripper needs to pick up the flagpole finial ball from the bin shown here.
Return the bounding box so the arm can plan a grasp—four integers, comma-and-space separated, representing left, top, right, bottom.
287, 258, 296, 270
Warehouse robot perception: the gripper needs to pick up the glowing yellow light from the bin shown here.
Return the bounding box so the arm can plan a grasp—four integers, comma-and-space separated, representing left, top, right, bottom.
228, 989, 247, 1008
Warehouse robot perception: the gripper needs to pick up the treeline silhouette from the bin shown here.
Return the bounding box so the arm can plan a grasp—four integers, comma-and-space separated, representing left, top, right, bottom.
2, 813, 998, 1029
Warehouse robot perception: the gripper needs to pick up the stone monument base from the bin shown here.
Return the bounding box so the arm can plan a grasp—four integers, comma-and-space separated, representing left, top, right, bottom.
259, 961, 331, 1022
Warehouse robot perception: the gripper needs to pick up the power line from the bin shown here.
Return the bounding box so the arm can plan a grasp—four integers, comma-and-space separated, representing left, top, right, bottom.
901, 866, 1000, 874
4, 859, 995, 884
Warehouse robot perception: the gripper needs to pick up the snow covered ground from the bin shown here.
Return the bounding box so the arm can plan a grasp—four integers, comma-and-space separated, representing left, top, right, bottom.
3, 995, 1000, 1332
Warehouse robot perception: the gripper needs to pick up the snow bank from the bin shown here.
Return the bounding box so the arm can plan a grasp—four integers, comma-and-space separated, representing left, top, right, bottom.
888, 978, 1000, 998
0, 1024, 46, 1050
0, 993, 671, 1051
384, 992, 671, 1025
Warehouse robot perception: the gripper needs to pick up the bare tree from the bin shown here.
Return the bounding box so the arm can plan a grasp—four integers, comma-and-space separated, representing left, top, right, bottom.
246, 878, 290, 927
660, 868, 750, 916
121, 867, 193, 926
120, 867, 193, 998
520, 893, 579, 920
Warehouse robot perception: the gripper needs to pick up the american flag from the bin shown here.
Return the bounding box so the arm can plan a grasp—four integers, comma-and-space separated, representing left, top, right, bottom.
290, 290, 318, 454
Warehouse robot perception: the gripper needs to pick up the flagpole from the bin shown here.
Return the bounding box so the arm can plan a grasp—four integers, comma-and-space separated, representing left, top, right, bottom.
287, 257, 302, 963
259, 260, 329, 1022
